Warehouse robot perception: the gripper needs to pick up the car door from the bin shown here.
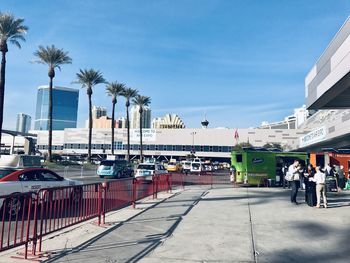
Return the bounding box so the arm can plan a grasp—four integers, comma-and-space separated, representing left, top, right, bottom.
19, 170, 44, 193
39, 170, 67, 189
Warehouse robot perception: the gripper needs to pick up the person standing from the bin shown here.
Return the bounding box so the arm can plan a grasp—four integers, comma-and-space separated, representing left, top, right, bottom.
288, 160, 301, 205
304, 164, 316, 206
311, 166, 328, 208
337, 165, 345, 191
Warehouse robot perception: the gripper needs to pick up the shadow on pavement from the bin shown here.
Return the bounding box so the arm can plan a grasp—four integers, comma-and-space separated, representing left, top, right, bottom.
43, 190, 208, 263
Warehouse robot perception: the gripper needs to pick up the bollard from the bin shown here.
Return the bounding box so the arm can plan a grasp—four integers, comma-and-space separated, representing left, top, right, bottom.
132, 178, 137, 209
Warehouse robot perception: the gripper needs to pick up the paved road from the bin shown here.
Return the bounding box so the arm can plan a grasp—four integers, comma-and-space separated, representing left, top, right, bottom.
39, 186, 350, 263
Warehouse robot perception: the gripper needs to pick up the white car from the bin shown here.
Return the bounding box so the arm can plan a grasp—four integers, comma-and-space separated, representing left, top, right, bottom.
135, 163, 168, 180
0, 168, 83, 217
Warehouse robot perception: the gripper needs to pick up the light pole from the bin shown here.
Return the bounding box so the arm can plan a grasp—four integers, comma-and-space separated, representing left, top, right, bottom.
190, 131, 196, 155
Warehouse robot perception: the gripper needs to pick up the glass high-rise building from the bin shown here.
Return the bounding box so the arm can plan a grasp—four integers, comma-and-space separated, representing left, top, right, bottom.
16, 113, 31, 133
34, 86, 79, 130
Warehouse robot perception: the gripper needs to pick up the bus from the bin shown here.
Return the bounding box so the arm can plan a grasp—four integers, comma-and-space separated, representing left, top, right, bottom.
231, 148, 308, 186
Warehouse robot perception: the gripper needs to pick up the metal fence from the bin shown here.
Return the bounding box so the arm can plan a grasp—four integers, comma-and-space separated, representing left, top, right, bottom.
0, 172, 230, 259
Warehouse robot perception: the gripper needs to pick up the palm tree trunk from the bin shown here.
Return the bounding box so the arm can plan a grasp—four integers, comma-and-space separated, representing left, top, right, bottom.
139, 109, 143, 162
48, 76, 54, 162
0, 50, 6, 149
88, 91, 93, 163
126, 104, 130, 162
111, 101, 115, 155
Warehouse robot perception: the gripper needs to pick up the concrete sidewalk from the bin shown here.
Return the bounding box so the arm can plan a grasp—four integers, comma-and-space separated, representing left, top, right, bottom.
2, 186, 349, 262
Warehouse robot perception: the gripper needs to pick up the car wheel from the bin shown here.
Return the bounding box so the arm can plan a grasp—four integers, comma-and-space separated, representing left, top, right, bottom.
2, 196, 23, 219
71, 187, 83, 204
99, 175, 104, 179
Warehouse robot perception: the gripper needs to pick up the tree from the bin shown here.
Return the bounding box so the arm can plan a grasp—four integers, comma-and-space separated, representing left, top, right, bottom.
132, 95, 151, 162
74, 69, 106, 163
233, 142, 253, 151
0, 12, 28, 147
33, 45, 72, 161
106, 82, 125, 155
121, 87, 138, 162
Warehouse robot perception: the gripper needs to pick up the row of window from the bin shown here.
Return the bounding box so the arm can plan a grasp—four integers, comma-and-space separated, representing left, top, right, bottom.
38, 143, 234, 153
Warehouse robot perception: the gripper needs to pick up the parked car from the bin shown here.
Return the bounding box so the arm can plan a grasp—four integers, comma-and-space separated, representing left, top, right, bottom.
0, 168, 83, 216
190, 161, 203, 173
97, 159, 134, 179
167, 161, 181, 172
181, 161, 191, 174
135, 163, 167, 181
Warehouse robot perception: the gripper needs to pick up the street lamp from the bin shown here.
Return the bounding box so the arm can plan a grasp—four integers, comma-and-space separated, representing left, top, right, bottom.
190, 131, 197, 154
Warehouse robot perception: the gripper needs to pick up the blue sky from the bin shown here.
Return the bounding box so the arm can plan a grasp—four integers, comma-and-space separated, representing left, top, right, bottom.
1, 0, 350, 129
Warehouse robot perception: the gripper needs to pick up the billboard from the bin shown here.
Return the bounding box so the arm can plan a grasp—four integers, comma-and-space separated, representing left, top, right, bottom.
130, 129, 156, 142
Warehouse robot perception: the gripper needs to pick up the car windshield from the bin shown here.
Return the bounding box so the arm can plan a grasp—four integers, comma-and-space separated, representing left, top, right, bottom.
192, 163, 200, 168
100, 160, 114, 166
137, 164, 155, 170
169, 162, 176, 165
0, 169, 16, 179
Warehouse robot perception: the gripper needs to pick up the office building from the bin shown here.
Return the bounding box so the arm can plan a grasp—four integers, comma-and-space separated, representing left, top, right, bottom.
34, 86, 79, 130
85, 116, 117, 129
16, 113, 31, 133
117, 117, 127, 128
35, 127, 309, 159
92, 106, 107, 119
130, 106, 151, 129
152, 114, 186, 129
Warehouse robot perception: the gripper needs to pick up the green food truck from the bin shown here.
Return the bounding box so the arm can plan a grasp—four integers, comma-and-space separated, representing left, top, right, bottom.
231, 148, 308, 186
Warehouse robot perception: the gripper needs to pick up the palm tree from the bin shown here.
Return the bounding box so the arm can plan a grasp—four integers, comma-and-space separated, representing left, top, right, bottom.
132, 95, 151, 163
122, 87, 138, 162
106, 82, 125, 155
0, 12, 28, 147
33, 45, 72, 162
74, 69, 106, 163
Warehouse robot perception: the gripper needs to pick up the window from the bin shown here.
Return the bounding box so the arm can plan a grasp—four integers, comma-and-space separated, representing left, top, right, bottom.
172, 145, 176, 151
40, 171, 61, 181
182, 145, 186, 151
18, 171, 42, 181
236, 154, 243, 163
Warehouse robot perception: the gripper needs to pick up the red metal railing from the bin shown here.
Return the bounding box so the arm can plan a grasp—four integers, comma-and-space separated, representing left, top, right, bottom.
0, 192, 35, 258
0, 171, 230, 259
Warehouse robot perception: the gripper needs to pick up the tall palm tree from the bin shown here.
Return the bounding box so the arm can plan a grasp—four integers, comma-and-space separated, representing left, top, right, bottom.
74, 69, 106, 163
0, 12, 28, 147
106, 82, 125, 155
132, 95, 151, 163
33, 45, 72, 162
122, 87, 138, 162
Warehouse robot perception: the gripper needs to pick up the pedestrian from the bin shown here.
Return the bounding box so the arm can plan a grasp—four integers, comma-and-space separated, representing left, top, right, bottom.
304, 164, 316, 206
338, 165, 345, 190
288, 160, 301, 205
311, 166, 328, 208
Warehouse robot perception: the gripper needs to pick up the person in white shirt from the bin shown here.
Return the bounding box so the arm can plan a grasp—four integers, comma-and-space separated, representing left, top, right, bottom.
288, 160, 301, 204
311, 166, 328, 208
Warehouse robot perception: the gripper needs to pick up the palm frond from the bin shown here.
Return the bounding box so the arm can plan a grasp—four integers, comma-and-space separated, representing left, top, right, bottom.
132, 94, 151, 107
106, 82, 125, 97
74, 68, 106, 88
0, 12, 28, 49
33, 45, 72, 70
122, 87, 138, 100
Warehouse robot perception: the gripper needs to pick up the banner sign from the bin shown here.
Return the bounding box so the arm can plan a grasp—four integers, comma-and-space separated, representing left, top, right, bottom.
299, 126, 327, 148
130, 129, 156, 142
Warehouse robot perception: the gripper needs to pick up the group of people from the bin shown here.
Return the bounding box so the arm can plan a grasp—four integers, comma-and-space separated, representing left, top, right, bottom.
285, 160, 347, 208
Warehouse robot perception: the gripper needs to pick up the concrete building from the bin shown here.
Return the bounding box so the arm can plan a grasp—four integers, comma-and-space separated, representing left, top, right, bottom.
16, 113, 31, 133
34, 86, 79, 130
130, 106, 151, 129
299, 17, 350, 151
35, 127, 309, 160
152, 114, 186, 129
92, 106, 107, 119
259, 116, 296, 130
90, 116, 118, 129
117, 117, 127, 129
